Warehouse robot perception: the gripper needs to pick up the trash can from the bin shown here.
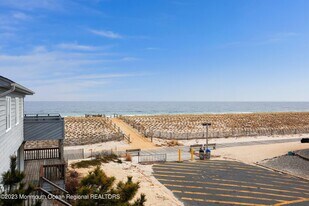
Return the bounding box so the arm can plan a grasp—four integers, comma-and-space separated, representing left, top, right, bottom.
199, 148, 204, 160
287, 151, 295, 156
205, 148, 211, 159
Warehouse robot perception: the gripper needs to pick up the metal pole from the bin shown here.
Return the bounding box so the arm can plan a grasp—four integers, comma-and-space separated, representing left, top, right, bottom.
202, 123, 211, 150
205, 125, 207, 146
206, 125, 209, 149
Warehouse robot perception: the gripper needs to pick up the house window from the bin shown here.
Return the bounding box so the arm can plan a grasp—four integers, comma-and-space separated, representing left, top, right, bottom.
6, 96, 12, 132
15, 97, 20, 125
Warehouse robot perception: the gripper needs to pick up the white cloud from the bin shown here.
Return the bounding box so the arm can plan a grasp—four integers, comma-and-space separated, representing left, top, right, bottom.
55, 43, 111, 51
72, 73, 143, 80
89, 29, 123, 39
121, 57, 139, 61
28, 80, 110, 101
266, 32, 300, 43
20, 71, 144, 101
0, 46, 145, 100
33, 46, 48, 53
219, 32, 301, 49
0, 32, 16, 40
0, 0, 62, 11
56, 43, 98, 51
0, 11, 32, 43
11, 12, 32, 20
145, 47, 161, 51
0, 12, 30, 28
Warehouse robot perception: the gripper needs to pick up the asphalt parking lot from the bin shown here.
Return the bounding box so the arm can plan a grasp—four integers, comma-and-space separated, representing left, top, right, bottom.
153, 160, 309, 206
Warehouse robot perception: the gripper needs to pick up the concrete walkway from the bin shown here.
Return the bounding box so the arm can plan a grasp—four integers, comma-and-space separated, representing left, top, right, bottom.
111, 118, 156, 150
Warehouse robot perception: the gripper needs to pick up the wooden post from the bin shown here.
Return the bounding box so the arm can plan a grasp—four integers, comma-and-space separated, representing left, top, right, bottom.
190, 148, 194, 161
178, 149, 182, 162
59, 139, 64, 160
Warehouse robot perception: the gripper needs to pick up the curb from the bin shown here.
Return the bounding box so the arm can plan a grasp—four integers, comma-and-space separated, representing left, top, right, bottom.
255, 162, 309, 182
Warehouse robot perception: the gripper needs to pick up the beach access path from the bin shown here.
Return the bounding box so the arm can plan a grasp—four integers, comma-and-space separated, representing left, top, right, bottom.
111, 118, 156, 150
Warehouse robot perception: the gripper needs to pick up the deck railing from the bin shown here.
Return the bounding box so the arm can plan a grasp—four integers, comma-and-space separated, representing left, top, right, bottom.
40, 164, 65, 182
23, 188, 71, 206
24, 147, 60, 160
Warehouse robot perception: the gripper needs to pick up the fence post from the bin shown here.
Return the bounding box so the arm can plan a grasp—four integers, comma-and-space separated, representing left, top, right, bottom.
178, 149, 182, 162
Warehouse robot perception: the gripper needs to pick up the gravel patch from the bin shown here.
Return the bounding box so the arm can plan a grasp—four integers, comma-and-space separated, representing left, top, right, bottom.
260, 155, 309, 179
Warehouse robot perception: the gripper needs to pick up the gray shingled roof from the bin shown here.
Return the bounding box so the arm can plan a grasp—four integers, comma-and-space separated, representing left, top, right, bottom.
24, 115, 64, 141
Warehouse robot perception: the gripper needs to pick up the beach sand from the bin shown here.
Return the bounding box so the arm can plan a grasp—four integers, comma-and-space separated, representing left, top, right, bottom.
121, 112, 309, 139
153, 133, 307, 147
64, 140, 129, 153
70, 161, 183, 206
64, 113, 309, 205
65, 116, 122, 146
67, 133, 308, 205
212, 141, 309, 164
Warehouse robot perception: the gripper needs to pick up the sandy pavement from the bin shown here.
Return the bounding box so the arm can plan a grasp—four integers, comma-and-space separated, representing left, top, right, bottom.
71, 161, 183, 206
111, 118, 156, 150
153, 133, 307, 147
212, 141, 309, 164
67, 134, 308, 205
64, 140, 128, 154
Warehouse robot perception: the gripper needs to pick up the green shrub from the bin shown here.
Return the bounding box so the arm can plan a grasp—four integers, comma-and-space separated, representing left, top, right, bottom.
0, 156, 40, 206
76, 167, 146, 206
71, 159, 102, 168
96, 153, 119, 163
72, 153, 121, 168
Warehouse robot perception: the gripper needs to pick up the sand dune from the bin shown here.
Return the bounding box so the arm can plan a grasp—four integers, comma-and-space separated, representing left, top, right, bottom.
64, 117, 123, 146
120, 112, 309, 139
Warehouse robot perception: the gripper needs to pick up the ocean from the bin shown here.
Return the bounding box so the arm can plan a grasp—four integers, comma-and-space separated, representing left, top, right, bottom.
24, 101, 309, 117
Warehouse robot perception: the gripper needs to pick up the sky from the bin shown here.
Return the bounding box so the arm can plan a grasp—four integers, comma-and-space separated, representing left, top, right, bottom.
0, 0, 309, 101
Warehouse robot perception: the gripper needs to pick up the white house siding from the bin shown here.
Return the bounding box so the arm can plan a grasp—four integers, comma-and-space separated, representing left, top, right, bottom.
0, 89, 24, 180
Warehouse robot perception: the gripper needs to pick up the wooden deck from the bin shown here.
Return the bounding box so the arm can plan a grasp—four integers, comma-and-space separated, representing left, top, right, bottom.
24, 159, 63, 186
